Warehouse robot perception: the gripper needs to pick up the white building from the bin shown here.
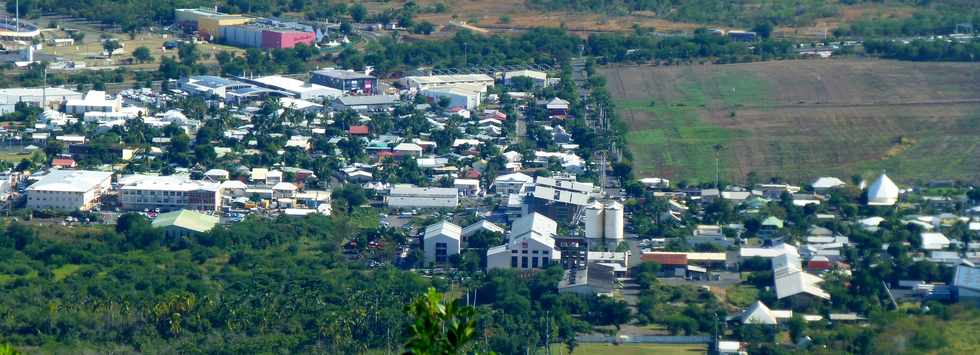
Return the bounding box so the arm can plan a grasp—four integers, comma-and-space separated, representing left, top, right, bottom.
921, 232, 951, 250
26, 170, 113, 211
493, 172, 533, 196
118, 174, 223, 211
487, 213, 561, 270
387, 185, 459, 209
866, 173, 899, 206
811, 177, 846, 191
401, 74, 494, 91
0, 87, 83, 114
179, 75, 252, 99
245, 75, 343, 100
502, 70, 548, 87
65, 90, 122, 115
423, 221, 462, 264
421, 86, 482, 110
772, 250, 831, 304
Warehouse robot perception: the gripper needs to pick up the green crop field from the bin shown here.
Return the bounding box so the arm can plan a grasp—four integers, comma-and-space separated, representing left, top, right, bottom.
602, 59, 980, 185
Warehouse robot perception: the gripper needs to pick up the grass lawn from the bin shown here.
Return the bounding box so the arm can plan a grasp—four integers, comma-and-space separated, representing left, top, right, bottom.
52, 264, 84, 282
726, 285, 760, 308
617, 67, 762, 183
0, 150, 28, 162
564, 343, 706, 355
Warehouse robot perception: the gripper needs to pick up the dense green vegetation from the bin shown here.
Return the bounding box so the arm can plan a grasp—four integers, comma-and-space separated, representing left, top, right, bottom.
863, 38, 980, 61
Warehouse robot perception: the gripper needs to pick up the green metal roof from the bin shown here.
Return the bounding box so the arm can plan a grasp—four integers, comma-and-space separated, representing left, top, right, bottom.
761, 216, 784, 229
152, 210, 219, 233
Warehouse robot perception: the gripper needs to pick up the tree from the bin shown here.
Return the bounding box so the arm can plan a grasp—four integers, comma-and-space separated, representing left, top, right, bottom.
752, 22, 773, 39
403, 287, 478, 355
350, 3, 367, 23
413, 21, 435, 35
102, 39, 122, 58
132, 46, 154, 63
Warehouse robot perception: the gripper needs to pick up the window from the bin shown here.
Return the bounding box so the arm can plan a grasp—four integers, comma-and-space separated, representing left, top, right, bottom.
521, 257, 528, 268
521, 250, 528, 254
532, 250, 539, 254
511, 256, 518, 267
542, 258, 549, 266
532, 257, 538, 268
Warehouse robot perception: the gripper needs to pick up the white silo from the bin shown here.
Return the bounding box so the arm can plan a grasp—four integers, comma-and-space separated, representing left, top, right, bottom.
584, 201, 605, 239
604, 201, 624, 240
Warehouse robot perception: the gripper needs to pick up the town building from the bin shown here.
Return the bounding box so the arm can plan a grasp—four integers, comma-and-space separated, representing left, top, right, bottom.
502, 70, 548, 87
311, 69, 378, 94
493, 172, 534, 196
0, 87, 83, 114
239, 75, 343, 100
118, 175, 223, 212
220, 19, 316, 49
953, 264, 980, 301
332, 95, 400, 112
179, 76, 253, 99
152, 209, 220, 238
558, 263, 615, 296
866, 173, 899, 206
65, 90, 122, 115
26, 170, 113, 211
583, 201, 625, 240
529, 176, 592, 223
423, 221, 462, 264
175, 8, 252, 40
421, 86, 483, 110
386, 185, 459, 209
487, 213, 562, 270
401, 74, 495, 91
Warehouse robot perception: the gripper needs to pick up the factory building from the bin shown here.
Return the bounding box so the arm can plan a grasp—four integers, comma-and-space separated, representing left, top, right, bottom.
175, 8, 252, 40
220, 19, 316, 49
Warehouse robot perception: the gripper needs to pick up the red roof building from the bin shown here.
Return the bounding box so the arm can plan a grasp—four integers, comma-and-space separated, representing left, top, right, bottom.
349, 125, 370, 135
640, 252, 688, 266
51, 158, 77, 169
464, 169, 482, 179
806, 257, 833, 272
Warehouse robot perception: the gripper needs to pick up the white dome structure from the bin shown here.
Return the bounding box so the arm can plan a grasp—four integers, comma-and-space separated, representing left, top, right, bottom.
866, 173, 899, 206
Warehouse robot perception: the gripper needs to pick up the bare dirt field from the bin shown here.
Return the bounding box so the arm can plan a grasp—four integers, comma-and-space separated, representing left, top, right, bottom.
601, 59, 980, 184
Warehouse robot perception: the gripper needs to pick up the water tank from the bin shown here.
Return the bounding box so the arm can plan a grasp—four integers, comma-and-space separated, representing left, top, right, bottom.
584, 201, 604, 239
604, 201, 624, 240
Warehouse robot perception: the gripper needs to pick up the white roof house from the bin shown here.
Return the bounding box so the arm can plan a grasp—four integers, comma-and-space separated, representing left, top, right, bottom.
423, 221, 462, 263
27, 170, 112, 193
812, 177, 846, 190
866, 173, 899, 206
462, 220, 505, 238
387, 185, 459, 209
487, 213, 562, 270
920, 232, 950, 250
770, 245, 831, 302
739, 301, 778, 325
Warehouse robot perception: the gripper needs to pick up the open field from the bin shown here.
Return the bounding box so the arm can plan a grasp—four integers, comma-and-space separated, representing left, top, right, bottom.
601, 59, 980, 184
565, 342, 706, 355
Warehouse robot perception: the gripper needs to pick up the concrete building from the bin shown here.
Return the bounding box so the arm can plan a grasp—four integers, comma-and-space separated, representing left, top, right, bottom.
0, 87, 83, 114
152, 209, 220, 238
421, 86, 482, 110
65, 91, 122, 115
558, 263, 615, 296
529, 176, 592, 223
220, 19, 315, 49
311, 69, 378, 94
493, 172, 533, 196
502, 70, 548, 87
332, 95, 400, 112
179, 76, 252, 99
387, 185, 459, 209
26, 170, 113, 211
486, 213, 562, 270
772, 250, 830, 306
423, 221, 462, 264
118, 175, 223, 212
402, 74, 495, 91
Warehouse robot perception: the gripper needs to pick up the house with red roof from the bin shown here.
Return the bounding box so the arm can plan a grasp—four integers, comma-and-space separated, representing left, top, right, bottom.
51, 158, 77, 169
349, 125, 370, 136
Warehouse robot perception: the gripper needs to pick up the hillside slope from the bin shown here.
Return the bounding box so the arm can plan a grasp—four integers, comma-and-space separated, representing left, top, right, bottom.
602, 59, 980, 184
